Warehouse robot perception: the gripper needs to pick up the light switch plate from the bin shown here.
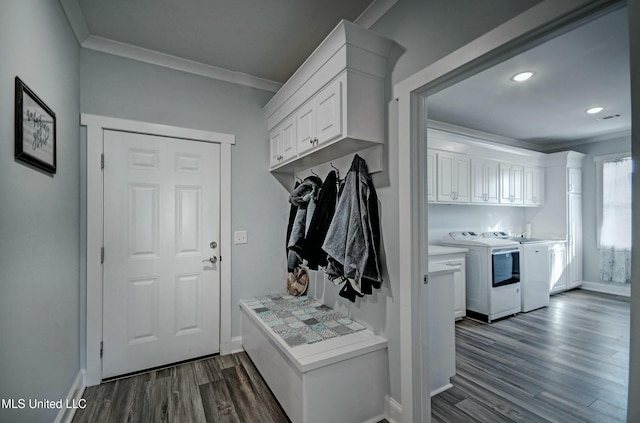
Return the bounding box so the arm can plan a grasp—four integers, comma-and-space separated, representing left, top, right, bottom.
234, 230, 248, 244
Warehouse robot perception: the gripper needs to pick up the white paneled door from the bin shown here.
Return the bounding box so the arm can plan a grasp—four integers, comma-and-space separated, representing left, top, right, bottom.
102, 130, 220, 379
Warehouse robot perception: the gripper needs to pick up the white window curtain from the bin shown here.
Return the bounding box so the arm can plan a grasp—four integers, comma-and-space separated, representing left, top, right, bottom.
600, 157, 632, 284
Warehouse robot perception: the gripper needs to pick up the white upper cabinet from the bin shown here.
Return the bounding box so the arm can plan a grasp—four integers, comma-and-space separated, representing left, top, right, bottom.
427, 149, 436, 203
499, 163, 524, 205
471, 158, 499, 204
296, 78, 343, 155
264, 21, 392, 174
269, 115, 297, 167
524, 166, 544, 206
437, 152, 470, 203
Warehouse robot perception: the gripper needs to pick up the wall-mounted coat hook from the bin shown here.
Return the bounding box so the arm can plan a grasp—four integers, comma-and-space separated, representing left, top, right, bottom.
310, 169, 319, 177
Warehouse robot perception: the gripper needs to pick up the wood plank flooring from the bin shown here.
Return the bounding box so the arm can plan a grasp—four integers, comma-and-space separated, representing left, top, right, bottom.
73, 352, 290, 423
74, 289, 628, 423
432, 289, 630, 422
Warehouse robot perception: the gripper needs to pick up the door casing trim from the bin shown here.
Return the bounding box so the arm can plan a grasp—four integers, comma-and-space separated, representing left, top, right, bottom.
82, 114, 235, 386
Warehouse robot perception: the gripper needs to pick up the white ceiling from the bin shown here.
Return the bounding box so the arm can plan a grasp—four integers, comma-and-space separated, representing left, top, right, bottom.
428, 6, 631, 150
63, 2, 630, 149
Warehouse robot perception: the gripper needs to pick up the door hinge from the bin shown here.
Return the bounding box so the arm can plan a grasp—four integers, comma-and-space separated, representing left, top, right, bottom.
423, 274, 429, 285
101, 247, 104, 264
100, 341, 103, 358
101, 154, 104, 169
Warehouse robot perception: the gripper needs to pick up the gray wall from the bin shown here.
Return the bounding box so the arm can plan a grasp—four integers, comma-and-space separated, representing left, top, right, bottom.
80, 49, 287, 343
627, 0, 639, 419
0, 1, 81, 422
562, 136, 631, 283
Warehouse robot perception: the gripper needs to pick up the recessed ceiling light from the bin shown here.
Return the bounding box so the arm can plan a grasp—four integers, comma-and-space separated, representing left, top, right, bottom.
511, 71, 535, 82
586, 106, 604, 114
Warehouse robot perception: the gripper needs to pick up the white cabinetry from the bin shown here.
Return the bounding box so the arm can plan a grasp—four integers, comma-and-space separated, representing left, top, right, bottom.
471, 158, 499, 204
549, 241, 568, 294
269, 115, 296, 167
568, 167, 582, 193
428, 246, 467, 320
427, 149, 436, 203
264, 21, 391, 175
524, 167, 544, 206
296, 78, 343, 155
499, 163, 524, 205
437, 152, 470, 203
526, 151, 584, 293
426, 264, 456, 396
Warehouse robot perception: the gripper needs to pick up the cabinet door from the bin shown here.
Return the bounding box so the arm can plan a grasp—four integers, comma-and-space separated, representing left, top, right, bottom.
454, 155, 470, 203
511, 165, 524, 204
470, 159, 486, 203
471, 159, 499, 204
549, 243, 568, 294
485, 159, 500, 204
427, 150, 436, 203
499, 163, 524, 204
315, 79, 343, 145
499, 163, 512, 204
296, 101, 316, 155
437, 152, 456, 202
524, 167, 544, 206
269, 127, 282, 167
280, 116, 296, 161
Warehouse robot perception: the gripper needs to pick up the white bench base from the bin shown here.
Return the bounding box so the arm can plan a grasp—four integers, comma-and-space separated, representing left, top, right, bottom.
239, 299, 388, 423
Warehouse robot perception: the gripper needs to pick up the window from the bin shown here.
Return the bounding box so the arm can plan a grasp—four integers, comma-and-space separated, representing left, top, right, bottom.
596, 154, 632, 283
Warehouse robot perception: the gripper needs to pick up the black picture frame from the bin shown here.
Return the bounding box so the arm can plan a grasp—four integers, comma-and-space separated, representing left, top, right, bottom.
15, 76, 57, 174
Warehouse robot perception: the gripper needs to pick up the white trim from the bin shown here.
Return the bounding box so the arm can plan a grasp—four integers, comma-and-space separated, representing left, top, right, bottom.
541, 129, 632, 152
428, 119, 545, 152
394, 0, 608, 420
58, 0, 90, 45
81, 35, 282, 93
58, 0, 281, 92
219, 143, 233, 355
354, 0, 399, 29
384, 395, 403, 423
81, 114, 236, 145
82, 114, 234, 386
581, 281, 631, 297
54, 370, 86, 423
594, 152, 632, 247
230, 336, 244, 354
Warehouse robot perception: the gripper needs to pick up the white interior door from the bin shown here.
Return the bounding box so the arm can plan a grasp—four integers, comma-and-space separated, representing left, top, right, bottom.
102, 130, 220, 379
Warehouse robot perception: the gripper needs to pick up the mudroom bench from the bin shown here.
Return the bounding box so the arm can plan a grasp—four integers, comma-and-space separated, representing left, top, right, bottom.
239, 297, 388, 423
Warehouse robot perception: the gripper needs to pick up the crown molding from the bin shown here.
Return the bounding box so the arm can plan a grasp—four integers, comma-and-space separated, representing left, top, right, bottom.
58, 0, 282, 92
354, 0, 399, 28
427, 119, 546, 152
82, 35, 282, 92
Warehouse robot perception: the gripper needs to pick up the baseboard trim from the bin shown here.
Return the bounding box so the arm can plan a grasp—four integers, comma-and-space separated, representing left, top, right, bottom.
54, 370, 86, 423
230, 336, 244, 354
581, 281, 631, 297
385, 394, 403, 423
431, 383, 453, 397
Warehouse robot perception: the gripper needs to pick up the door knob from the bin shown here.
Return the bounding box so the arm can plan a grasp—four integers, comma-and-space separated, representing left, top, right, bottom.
210, 241, 218, 249
202, 256, 218, 264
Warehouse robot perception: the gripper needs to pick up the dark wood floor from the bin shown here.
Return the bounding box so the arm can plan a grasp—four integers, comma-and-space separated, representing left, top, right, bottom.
74, 289, 628, 423
432, 289, 630, 422
73, 352, 290, 423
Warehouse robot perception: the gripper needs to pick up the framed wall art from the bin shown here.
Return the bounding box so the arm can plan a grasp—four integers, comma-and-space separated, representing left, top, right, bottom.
15, 76, 56, 174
